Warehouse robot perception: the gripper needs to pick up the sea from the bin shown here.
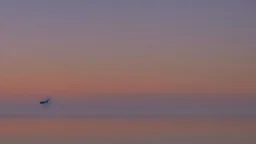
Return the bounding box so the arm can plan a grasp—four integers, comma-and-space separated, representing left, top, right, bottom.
0, 116, 255, 144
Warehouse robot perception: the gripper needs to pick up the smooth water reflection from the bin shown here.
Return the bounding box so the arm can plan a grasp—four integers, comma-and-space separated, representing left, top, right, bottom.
0, 117, 255, 144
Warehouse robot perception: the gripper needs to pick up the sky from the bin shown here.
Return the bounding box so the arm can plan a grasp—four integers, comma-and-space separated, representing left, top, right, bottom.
0, 0, 255, 116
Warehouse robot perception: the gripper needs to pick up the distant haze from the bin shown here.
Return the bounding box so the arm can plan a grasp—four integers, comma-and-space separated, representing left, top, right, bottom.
0, 0, 255, 95
0, 1, 255, 116
0, 94, 255, 117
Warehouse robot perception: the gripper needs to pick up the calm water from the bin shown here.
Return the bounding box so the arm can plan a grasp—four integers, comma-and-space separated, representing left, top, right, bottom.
0, 117, 255, 144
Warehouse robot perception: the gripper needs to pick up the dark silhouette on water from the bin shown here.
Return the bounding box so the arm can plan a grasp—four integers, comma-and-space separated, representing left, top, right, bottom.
40, 98, 51, 104
39, 98, 52, 108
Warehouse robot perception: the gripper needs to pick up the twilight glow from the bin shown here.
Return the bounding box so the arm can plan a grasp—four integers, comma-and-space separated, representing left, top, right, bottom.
1, 0, 255, 95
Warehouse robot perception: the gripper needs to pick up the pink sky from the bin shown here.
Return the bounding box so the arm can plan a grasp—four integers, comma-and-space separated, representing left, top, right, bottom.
0, 0, 255, 95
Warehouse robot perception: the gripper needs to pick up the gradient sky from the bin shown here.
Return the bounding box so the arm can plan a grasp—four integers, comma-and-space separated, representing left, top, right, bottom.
0, 0, 255, 116
0, 0, 255, 95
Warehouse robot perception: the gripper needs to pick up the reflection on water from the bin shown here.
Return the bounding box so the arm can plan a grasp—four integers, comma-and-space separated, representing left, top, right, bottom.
0, 117, 255, 144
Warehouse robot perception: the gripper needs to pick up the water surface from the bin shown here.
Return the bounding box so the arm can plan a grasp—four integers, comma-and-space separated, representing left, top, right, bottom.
0, 117, 255, 144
